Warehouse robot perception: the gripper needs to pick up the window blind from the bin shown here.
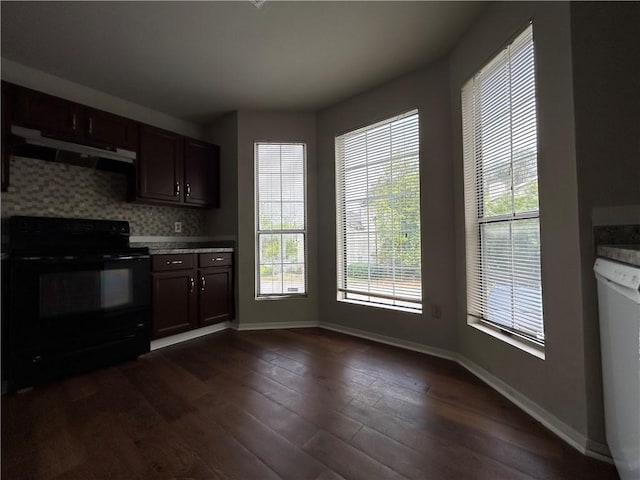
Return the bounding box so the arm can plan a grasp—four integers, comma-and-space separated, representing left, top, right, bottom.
462, 24, 545, 344
335, 110, 422, 311
255, 143, 307, 297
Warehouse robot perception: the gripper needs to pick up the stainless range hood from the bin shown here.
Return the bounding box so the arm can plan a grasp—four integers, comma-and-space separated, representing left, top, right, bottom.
10, 125, 136, 172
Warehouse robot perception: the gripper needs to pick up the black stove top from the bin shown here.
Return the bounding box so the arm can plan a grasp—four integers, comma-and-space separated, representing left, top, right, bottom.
8, 215, 145, 257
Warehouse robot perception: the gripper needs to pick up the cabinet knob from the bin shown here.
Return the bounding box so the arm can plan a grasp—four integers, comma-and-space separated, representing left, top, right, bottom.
201, 275, 206, 291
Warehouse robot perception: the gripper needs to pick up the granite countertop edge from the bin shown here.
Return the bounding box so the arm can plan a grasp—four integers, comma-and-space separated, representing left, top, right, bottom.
131, 242, 234, 255
597, 245, 640, 268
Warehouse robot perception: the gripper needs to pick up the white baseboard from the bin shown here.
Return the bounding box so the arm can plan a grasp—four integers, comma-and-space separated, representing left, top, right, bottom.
457, 357, 611, 463
150, 322, 230, 350
234, 320, 319, 331
318, 321, 612, 463
320, 322, 458, 362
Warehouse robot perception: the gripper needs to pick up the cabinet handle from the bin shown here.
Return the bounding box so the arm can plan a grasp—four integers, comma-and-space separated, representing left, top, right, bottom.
88, 117, 93, 135
72, 113, 77, 132
175, 182, 180, 197
213, 257, 224, 262
201, 276, 206, 291
166, 260, 183, 265
189, 277, 195, 292
186, 183, 191, 197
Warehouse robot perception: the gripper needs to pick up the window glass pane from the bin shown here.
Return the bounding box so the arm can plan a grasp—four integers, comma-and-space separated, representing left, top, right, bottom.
259, 202, 282, 230
462, 24, 544, 345
282, 202, 304, 229
259, 234, 281, 263
336, 110, 422, 311
255, 143, 306, 296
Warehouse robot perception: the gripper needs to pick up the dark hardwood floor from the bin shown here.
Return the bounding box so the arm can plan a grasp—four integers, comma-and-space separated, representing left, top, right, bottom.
2, 328, 619, 480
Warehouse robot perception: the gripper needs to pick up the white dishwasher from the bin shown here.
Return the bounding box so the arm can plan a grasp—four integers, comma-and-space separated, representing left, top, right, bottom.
594, 257, 640, 480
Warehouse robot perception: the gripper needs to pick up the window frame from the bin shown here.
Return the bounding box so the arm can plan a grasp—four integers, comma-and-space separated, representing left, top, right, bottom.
335, 109, 423, 313
254, 142, 308, 299
462, 23, 545, 352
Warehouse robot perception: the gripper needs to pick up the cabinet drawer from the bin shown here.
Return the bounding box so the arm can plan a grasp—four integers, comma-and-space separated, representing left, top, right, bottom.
152, 254, 195, 272
198, 252, 232, 267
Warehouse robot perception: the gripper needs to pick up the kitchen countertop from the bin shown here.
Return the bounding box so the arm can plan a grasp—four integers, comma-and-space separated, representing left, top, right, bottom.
597, 244, 640, 267
131, 241, 234, 255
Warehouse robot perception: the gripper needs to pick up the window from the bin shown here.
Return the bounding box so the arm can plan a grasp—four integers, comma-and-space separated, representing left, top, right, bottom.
335, 110, 422, 312
462, 23, 544, 346
255, 143, 307, 297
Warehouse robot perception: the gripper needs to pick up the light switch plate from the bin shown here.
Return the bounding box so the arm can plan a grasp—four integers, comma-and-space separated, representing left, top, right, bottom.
174, 221, 182, 233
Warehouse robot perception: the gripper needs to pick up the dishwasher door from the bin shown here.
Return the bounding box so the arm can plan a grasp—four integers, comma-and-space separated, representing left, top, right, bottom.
594, 258, 640, 480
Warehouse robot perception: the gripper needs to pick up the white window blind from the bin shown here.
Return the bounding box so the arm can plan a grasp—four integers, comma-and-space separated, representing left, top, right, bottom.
255, 143, 307, 297
462, 24, 544, 345
335, 110, 422, 311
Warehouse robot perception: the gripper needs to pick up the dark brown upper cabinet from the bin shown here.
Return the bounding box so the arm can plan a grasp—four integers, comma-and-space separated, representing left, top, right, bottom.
137, 124, 184, 204
184, 138, 220, 208
11, 84, 138, 151
83, 108, 138, 151
2, 82, 219, 207
13, 87, 82, 138
136, 126, 220, 208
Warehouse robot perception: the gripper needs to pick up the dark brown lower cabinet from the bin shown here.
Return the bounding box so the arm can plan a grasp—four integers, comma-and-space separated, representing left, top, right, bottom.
199, 266, 233, 326
151, 252, 234, 340
152, 270, 198, 339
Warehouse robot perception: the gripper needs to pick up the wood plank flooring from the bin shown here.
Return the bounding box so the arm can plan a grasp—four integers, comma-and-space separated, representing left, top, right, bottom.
2, 328, 619, 480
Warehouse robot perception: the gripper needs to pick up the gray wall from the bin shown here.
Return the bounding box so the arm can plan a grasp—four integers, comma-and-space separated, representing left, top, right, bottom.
206, 112, 239, 239
571, 1, 640, 444
317, 58, 458, 352
450, 2, 590, 441
233, 111, 318, 328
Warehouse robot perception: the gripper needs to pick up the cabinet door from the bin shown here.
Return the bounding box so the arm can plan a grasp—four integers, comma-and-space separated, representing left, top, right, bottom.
198, 267, 233, 326
184, 138, 219, 207
13, 87, 81, 138
85, 108, 138, 150
138, 125, 184, 203
152, 270, 197, 339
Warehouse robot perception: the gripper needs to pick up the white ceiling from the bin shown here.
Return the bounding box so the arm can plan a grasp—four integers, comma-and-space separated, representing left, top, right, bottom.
1, 1, 486, 123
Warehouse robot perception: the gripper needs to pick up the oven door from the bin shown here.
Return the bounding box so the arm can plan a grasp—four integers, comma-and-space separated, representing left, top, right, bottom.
6, 253, 151, 389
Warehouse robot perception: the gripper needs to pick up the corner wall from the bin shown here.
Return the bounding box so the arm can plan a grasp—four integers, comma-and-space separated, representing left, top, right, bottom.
234, 111, 318, 328
206, 112, 239, 240
450, 2, 594, 447
571, 1, 640, 445
316, 58, 458, 353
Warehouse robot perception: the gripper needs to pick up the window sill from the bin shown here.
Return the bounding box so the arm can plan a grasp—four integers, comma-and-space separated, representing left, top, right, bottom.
256, 294, 308, 301
337, 298, 422, 315
467, 316, 545, 360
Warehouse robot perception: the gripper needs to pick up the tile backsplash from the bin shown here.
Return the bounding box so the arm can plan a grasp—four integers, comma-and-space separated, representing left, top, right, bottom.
1, 156, 207, 236
593, 224, 640, 246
